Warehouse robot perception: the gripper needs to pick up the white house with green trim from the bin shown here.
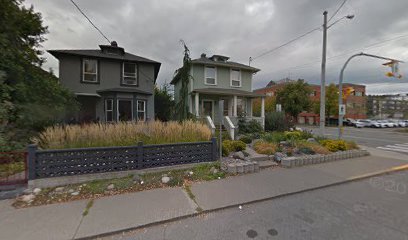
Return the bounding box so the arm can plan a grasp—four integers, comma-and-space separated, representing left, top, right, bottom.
171, 53, 266, 138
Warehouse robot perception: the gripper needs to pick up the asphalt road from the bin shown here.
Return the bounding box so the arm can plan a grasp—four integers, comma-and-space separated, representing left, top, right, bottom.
305, 126, 408, 149
99, 170, 408, 240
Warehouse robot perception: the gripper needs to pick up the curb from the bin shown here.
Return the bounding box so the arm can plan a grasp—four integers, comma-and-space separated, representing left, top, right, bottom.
75, 164, 408, 240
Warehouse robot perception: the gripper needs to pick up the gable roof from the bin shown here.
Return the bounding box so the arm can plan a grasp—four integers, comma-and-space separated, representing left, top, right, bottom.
191, 56, 260, 72
47, 49, 161, 81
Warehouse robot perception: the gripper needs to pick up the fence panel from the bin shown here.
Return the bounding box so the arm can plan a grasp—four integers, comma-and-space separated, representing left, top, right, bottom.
29, 138, 217, 180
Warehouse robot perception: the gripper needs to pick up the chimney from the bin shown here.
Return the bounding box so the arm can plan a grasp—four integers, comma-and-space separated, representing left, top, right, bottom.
111, 41, 118, 47
200, 53, 206, 58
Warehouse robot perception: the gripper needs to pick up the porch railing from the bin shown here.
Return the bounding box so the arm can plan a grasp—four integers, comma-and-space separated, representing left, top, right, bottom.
224, 116, 236, 140
228, 116, 265, 129
204, 116, 216, 135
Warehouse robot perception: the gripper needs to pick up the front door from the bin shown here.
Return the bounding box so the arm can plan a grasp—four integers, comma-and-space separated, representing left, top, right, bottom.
202, 100, 214, 119
118, 100, 133, 121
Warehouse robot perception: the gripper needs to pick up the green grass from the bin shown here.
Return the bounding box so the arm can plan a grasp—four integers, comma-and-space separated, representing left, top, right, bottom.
81, 175, 134, 194
0, 162, 25, 178
82, 199, 94, 216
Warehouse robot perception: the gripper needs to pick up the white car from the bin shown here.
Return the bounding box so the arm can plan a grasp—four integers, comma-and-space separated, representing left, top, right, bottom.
397, 120, 407, 127
376, 120, 390, 128
354, 119, 371, 128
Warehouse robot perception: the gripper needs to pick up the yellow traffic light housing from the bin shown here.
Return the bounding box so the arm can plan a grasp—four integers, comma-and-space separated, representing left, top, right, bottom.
383, 61, 402, 78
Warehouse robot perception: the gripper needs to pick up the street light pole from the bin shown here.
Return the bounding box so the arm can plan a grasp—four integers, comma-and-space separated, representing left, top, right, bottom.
338, 52, 404, 139
319, 11, 328, 136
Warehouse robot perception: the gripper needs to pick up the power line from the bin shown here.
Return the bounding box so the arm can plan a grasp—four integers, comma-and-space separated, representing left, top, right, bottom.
269, 32, 408, 75
328, 0, 348, 22
250, 26, 321, 62
69, 0, 111, 44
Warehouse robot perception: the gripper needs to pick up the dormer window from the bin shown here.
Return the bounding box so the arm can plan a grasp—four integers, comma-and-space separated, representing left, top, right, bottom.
230, 69, 241, 87
205, 66, 217, 85
82, 59, 98, 83
122, 62, 138, 85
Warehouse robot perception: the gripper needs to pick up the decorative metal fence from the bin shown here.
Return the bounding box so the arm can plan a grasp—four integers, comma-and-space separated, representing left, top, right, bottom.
0, 151, 28, 186
28, 138, 218, 180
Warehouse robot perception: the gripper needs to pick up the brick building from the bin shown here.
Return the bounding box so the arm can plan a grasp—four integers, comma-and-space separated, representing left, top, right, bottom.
254, 79, 367, 125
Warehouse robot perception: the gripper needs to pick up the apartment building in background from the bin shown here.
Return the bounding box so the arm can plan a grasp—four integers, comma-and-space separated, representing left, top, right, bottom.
254, 79, 367, 125
367, 94, 408, 119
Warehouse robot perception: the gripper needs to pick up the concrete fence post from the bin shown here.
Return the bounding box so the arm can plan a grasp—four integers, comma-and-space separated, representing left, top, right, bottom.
211, 137, 218, 161
27, 144, 37, 180
137, 141, 144, 169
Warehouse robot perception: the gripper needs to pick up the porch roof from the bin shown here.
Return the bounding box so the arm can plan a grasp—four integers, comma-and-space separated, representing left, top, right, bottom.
97, 88, 152, 95
193, 88, 265, 98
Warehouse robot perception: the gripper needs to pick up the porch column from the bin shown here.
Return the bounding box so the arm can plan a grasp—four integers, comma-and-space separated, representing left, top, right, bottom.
261, 97, 265, 118
248, 98, 253, 117
233, 95, 238, 117
188, 95, 192, 113
195, 93, 200, 117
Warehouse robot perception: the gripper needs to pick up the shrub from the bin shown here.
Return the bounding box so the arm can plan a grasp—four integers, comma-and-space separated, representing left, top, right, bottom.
253, 141, 278, 155
346, 141, 359, 150
320, 139, 347, 152
284, 131, 302, 140
238, 119, 263, 135
297, 141, 331, 155
238, 135, 252, 144
222, 140, 247, 156
34, 120, 212, 149
298, 147, 315, 155
298, 130, 313, 140
264, 112, 292, 132
262, 132, 286, 143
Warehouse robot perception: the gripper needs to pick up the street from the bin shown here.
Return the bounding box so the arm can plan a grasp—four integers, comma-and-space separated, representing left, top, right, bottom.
99, 170, 408, 240
305, 126, 408, 152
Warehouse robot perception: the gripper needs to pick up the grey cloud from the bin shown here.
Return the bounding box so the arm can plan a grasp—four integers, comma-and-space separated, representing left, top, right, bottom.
25, 0, 408, 93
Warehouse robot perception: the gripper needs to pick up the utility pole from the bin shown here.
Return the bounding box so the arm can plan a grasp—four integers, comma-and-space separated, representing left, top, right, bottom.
319, 11, 328, 136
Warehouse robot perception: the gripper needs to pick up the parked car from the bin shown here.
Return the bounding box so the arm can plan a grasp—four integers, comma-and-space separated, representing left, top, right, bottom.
343, 118, 356, 126
354, 119, 372, 128
397, 120, 407, 127
368, 120, 381, 128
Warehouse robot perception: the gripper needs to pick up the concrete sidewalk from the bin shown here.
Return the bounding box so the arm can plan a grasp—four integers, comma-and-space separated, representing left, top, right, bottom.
0, 149, 407, 240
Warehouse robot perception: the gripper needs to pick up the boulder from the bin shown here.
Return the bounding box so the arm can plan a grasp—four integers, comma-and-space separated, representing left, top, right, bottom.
307, 138, 317, 143
161, 176, 171, 184
274, 152, 287, 162
71, 191, 79, 196
54, 187, 64, 193
233, 151, 245, 160
68, 189, 75, 193
20, 194, 35, 202
33, 188, 42, 195
107, 184, 115, 190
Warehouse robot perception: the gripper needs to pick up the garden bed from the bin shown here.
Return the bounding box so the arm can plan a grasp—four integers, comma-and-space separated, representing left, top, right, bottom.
14, 162, 229, 208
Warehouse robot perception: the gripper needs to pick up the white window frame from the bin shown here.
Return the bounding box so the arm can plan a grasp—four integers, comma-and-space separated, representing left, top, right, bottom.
105, 99, 113, 122
230, 69, 241, 88
122, 62, 138, 85
137, 100, 146, 121
204, 66, 217, 85
117, 99, 134, 121
82, 59, 98, 82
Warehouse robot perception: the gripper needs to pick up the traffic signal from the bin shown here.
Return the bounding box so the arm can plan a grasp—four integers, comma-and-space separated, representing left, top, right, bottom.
343, 87, 355, 99
383, 61, 402, 78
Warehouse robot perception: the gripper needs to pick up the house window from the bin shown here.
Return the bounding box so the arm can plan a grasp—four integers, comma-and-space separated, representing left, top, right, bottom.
205, 66, 217, 85
105, 99, 113, 122
137, 100, 146, 121
355, 91, 363, 96
122, 62, 138, 85
230, 69, 241, 87
266, 92, 273, 97
83, 59, 98, 82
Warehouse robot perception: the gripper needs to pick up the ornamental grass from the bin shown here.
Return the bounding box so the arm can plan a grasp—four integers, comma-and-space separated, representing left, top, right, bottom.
33, 120, 212, 149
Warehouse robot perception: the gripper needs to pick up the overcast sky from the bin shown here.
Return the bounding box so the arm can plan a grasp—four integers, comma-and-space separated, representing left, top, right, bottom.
25, 0, 408, 95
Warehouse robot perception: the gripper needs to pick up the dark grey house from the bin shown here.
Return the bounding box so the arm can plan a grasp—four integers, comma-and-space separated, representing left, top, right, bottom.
48, 42, 161, 122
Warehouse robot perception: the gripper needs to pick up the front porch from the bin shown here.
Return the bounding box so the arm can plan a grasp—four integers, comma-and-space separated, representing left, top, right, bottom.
190, 88, 265, 138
